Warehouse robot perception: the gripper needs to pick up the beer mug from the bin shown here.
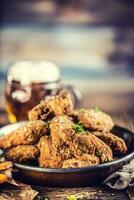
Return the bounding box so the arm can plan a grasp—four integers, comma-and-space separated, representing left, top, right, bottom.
5, 60, 82, 123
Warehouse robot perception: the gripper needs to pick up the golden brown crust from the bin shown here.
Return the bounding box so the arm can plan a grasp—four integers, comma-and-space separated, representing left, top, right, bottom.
50, 116, 113, 164
5, 145, 39, 163
50, 115, 75, 148
50, 116, 81, 162
0, 120, 47, 150
38, 136, 62, 168
93, 132, 127, 154
62, 154, 99, 168
73, 109, 114, 132
76, 133, 113, 162
29, 90, 73, 121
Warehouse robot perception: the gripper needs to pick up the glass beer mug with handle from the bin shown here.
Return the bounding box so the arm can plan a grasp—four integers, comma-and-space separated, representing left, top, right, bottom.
5, 60, 82, 123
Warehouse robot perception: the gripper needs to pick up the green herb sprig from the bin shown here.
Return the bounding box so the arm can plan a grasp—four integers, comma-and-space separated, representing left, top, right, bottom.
95, 151, 102, 157
45, 120, 50, 129
73, 122, 85, 133
93, 107, 101, 112
37, 195, 48, 200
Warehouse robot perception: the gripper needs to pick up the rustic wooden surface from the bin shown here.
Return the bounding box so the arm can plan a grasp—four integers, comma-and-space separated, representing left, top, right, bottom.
0, 185, 134, 200
33, 186, 134, 200
0, 110, 134, 200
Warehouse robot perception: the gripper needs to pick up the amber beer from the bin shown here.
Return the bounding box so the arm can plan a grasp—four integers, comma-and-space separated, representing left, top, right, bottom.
5, 61, 62, 122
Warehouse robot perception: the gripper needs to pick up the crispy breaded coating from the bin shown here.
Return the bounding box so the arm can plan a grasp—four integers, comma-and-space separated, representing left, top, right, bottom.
38, 136, 62, 168
62, 159, 89, 168
0, 120, 47, 150
50, 115, 75, 148
62, 154, 99, 168
76, 133, 113, 162
79, 153, 99, 164
5, 145, 39, 163
38, 128, 100, 168
93, 132, 127, 155
50, 116, 113, 163
29, 90, 73, 121
73, 109, 114, 132
38, 136, 52, 167
50, 116, 81, 161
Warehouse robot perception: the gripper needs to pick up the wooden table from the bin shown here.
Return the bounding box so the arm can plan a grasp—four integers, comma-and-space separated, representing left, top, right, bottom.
0, 110, 134, 200
0, 184, 134, 200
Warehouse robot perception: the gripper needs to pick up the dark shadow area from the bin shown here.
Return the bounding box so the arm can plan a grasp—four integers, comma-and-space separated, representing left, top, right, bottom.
1, 0, 134, 26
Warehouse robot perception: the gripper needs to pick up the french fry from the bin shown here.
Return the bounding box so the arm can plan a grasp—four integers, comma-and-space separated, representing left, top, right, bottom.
0, 161, 13, 184
0, 173, 8, 184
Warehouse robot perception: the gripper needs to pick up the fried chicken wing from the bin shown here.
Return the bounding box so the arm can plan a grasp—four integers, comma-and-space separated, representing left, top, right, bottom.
0, 120, 47, 150
5, 145, 39, 163
50, 116, 113, 163
73, 109, 114, 132
50, 116, 81, 161
29, 90, 73, 121
76, 133, 113, 162
38, 136, 62, 168
38, 136, 52, 167
38, 133, 100, 168
50, 115, 75, 148
93, 132, 127, 155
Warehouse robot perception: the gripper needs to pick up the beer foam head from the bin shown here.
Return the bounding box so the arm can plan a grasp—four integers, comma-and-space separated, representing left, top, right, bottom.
8, 60, 61, 85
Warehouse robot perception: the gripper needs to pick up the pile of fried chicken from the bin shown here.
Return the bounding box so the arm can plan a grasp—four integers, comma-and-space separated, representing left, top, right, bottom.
0, 91, 127, 168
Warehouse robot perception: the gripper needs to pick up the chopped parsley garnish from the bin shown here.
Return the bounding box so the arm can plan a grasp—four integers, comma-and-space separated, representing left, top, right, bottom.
73, 122, 85, 133
78, 109, 86, 113
93, 107, 101, 112
95, 151, 102, 157
37, 195, 48, 200
103, 157, 110, 162
45, 121, 50, 128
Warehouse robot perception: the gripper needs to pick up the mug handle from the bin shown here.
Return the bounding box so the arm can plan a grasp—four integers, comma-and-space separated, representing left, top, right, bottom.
11, 86, 31, 103
63, 84, 82, 108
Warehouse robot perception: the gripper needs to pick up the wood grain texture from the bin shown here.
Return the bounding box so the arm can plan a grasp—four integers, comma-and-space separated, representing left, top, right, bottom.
33, 186, 131, 200
0, 185, 132, 200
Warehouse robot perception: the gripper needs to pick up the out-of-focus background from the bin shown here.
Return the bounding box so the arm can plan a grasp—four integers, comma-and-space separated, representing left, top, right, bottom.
0, 0, 134, 125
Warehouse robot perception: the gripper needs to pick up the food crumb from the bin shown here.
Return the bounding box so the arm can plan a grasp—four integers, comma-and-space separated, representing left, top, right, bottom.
36, 195, 48, 200
66, 194, 84, 200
